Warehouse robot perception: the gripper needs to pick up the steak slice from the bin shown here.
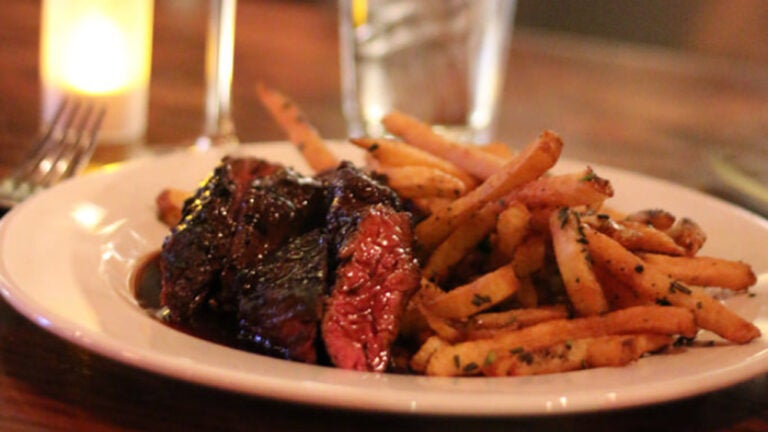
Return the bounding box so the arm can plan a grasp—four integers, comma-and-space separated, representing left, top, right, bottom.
160, 157, 281, 322
236, 229, 329, 363
322, 204, 420, 372
320, 162, 401, 254
214, 168, 326, 313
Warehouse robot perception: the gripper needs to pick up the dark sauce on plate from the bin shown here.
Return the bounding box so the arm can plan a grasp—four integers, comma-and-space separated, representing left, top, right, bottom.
133, 252, 241, 348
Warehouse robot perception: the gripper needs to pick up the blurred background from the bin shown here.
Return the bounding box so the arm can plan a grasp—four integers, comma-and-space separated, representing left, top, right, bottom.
517, 0, 768, 63
1, 0, 766, 178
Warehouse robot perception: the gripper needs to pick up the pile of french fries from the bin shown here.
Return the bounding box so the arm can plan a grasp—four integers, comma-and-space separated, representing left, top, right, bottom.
158, 84, 762, 377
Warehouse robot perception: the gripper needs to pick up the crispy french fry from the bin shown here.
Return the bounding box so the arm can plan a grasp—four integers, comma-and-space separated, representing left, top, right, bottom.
514, 276, 539, 308
584, 226, 761, 344
399, 279, 446, 341
350, 138, 478, 189
382, 111, 506, 179
593, 265, 649, 309
503, 167, 614, 208
415, 131, 563, 251
464, 305, 570, 340
425, 265, 520, 319
256, 83, 338, 172
423, 201, 502, 282
409, 197, 452, 216
469, 305, 570, 329
494, 202, 531, 259
410, 336, 450, 373
426, 305, 696, 376
625, 209, 676, 230
420, 304, 465, 342
156, 188, 191, 227
483, 334, 673, 376
481, 142, 516, 159
638, 253, 757, 291
666, 217, 707, 256
511, 234, 547, 277
549, 209, 609, 316
376, 165, 466, 200
585, 216, 687, 256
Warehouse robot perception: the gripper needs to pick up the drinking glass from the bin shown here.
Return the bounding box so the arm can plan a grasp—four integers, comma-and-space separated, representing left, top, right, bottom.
196, 0, 238, 150
339, 0, 515, 143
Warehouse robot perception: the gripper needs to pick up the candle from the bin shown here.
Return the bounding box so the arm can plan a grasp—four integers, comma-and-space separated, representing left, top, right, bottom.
40, 0, 154, 147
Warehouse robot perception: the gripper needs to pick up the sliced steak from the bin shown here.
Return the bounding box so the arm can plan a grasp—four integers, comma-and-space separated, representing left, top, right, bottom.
159, 157, 281, 322
236, 229, 329, 363
214, 168, 326, 313
321, 162, 401, 254
322, 204, 420, 372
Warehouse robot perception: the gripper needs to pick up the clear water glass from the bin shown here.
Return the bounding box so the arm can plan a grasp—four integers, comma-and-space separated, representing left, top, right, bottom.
339, 0, 516, 143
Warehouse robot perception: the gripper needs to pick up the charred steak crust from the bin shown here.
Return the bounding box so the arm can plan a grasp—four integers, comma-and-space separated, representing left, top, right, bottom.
159, 157, 282, 322
322, 162, 402, 255
236, 229, 329, 363
322, 204, 420, 372
215, 168, 327, 313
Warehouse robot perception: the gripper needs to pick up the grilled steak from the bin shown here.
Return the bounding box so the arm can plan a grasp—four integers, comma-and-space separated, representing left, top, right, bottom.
236, 229, 329, 363
159, 157, 282, 322
215, 168, 326, 313
159, 158, 421, 371
321, 164, 420, 372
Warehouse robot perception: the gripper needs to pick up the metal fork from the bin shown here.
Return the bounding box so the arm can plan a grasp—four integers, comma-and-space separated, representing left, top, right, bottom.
0, 99, 105, 209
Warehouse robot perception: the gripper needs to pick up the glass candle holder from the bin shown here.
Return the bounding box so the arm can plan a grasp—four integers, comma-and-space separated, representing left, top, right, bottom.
40, 0, 154, 149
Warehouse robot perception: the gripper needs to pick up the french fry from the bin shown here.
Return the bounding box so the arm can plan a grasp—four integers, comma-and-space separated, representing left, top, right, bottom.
481, 142, 516, 159
415, 131, 563, 251
583, 226, 761, 344
420, 304, 464, 342
638, 253, 757, 291
376, 165, 467, 200
503, 167, 614, 208
464, 305, 570, 340
549, 209, 609, 316
494, 202, 531, 259
666, 217, 707, 256
625, 209, 676, 230
399, 279, 446, 341
483, 334, 673, 376
593, 265, 648, 309
514, 276, 539, 308
585, 216, 687, 256
256, 83, 338, 172
425, 265, 520, 319
426, 305, 696, 376
156, 188, 191, 227
381, 110, 506, 179
350, 138, 478, 189
410, 336, 450, 373
423, 201, 502, 282
511, 234, 547, 277
409, 197, 452, 216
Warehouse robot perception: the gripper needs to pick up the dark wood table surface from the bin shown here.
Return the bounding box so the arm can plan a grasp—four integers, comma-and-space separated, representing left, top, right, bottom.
1, 1, 766, 431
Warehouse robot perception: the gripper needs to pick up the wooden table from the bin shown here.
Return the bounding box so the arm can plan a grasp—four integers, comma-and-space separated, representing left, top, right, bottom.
0, 1, 766, 431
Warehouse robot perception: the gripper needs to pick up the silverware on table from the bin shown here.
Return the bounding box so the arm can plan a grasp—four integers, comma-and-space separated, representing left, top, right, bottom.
0, 98, 105, 210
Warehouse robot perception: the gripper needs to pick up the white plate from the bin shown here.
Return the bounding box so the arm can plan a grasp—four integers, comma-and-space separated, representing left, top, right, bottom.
0, 142, 766, 416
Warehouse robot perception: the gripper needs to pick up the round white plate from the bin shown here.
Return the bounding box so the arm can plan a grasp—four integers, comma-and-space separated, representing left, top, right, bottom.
0, 142, 766, 416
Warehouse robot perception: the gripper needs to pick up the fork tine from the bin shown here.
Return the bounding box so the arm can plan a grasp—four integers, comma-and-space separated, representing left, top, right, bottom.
35, 100, 86, 188
60, 103, 106, 180
13, 98, 73, 182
